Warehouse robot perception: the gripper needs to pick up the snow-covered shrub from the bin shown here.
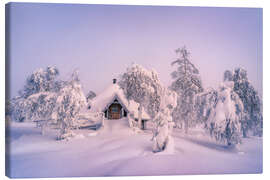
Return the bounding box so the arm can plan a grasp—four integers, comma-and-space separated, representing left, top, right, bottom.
55, 71, 86, 140
152, 88, 177, 153
170, 47, 203, 133
224, 68, 263, 137
207, 82, 243, 146
152, 110, 171, 152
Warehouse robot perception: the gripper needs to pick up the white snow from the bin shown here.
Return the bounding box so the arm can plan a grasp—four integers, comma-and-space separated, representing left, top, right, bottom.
89, 83, 150, 120
6, 118, 262, 178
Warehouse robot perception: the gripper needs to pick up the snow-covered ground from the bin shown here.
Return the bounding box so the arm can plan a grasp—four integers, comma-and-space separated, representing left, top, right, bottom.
6, 118, 262, 178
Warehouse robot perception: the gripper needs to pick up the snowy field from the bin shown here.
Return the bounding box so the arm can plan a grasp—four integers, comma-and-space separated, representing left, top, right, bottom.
6, 118, 262, 178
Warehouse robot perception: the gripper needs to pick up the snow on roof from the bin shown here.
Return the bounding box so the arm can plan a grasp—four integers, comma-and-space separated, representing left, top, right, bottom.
89, 83, 150, 120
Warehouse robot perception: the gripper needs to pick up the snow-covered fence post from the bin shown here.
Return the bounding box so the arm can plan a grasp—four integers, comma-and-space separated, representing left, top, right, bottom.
138, 104, 142, 129
127, 111, 134, 128
101, 112, 105, 127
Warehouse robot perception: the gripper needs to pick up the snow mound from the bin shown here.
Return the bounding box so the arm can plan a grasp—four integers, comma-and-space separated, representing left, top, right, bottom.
100, 118, 134, 135
87, 132, 98, 137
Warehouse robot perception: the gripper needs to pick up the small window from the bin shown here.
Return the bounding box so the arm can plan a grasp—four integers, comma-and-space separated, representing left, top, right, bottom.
114, 99, 118, 102
111, 107, 118, 112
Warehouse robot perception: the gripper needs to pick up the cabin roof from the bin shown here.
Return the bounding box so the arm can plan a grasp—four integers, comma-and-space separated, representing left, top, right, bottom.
89, 83, 150, 120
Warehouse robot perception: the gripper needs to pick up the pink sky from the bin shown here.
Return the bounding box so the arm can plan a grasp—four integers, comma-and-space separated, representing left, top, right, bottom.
8, 3, 262, 97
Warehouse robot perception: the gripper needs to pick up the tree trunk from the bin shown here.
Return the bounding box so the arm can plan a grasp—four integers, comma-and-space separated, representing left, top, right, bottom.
184, 118, 188, 134
138, 104, 142, 129
41, 124, 45, 135
242, 128, 247, 138
59, 121, 69, 138
127, 113, 133, 128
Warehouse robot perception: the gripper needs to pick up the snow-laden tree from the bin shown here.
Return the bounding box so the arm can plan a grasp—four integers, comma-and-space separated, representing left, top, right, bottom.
170, 47, 203, 133
12, 92, 58, 133
195, 88, 218, 126
152, 88, 177, 153
119, 64, 162, 129
55, 71, 87, 140
53, 79, 67, 93
11, 83, 58, 134
19, 66, 59, 98
10, 66, 60, 123
224, 68, 263, 137
120, 64, 178, 152
207, 82, 243, 146
19, 92, 57, 134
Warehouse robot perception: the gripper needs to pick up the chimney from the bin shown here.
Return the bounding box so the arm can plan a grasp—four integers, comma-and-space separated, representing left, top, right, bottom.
113, 78, 117, 84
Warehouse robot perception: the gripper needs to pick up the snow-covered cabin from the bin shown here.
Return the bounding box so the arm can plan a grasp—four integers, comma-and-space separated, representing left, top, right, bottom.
88, 79, 150, 129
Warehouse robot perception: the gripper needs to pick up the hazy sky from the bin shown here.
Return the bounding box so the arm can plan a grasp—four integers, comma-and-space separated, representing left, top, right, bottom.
8, 3, 262, 98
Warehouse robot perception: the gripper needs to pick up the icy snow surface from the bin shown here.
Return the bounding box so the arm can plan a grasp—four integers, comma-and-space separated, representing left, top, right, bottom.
6, 118, 262, 178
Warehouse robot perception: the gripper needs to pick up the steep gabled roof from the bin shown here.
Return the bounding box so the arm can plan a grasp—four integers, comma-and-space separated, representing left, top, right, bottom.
102, 94, 130, 113
89, 83, 150, 120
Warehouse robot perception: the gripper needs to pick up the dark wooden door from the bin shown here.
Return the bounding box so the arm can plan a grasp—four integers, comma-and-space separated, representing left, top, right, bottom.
109, 104, 121, 119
